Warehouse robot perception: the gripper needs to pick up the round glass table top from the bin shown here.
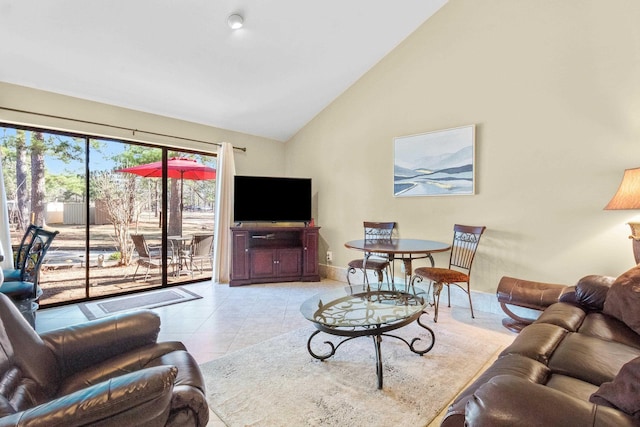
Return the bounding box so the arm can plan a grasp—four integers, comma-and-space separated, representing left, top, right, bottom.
300, 285, 428, 329
344, 238, 451, 255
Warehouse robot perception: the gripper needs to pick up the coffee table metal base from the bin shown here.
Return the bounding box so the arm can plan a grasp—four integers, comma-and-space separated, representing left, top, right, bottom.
306, 310, 435, 389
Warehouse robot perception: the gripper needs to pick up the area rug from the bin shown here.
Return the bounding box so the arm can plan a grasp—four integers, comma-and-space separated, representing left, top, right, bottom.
200, 321, 502, 427
78, 287, 201, 320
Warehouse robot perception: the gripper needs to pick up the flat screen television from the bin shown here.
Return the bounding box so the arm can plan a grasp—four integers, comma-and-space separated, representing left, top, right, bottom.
234, 175, 312, 223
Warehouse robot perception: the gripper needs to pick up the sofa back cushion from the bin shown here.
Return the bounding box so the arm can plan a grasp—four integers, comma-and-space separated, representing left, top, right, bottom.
575, 275, 614, 311
603, 265, 640, 335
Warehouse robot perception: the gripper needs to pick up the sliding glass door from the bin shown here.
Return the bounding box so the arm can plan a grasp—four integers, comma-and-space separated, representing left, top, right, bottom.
0, 124, 216, 307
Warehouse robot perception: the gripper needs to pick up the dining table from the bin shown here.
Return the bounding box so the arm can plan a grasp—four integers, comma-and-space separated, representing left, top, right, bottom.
168, 235, 193, 275
344, 238, 451, 286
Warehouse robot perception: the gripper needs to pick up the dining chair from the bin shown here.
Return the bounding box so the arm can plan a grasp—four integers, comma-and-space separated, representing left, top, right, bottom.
181, 233, 214, 277
347, 222, 396, 289
410, 224, 486, 322
131, 234, 167, 281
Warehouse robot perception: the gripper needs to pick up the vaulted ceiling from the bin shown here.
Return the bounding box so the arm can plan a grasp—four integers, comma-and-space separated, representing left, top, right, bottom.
0, 0, 447, 141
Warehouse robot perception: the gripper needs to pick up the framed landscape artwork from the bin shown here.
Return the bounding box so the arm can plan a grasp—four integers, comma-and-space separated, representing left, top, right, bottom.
393, 124, 476, 197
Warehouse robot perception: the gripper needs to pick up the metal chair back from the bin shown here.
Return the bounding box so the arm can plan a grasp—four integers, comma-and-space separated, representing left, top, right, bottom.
363, 221, 395, 259
19, 227, 59, 296
13, 224, 39, 271
449, 224, 486, 272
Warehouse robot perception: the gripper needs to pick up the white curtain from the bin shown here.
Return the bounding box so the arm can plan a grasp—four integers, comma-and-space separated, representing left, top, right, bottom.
213, 142, 236, 283
0, 155, 13, 277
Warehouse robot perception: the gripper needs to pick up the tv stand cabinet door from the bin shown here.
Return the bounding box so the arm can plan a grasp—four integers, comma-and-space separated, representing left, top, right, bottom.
250, 249, 278, 278
277, 248, 302, 277
302, 228, 319, 279
230, 230, 250, 284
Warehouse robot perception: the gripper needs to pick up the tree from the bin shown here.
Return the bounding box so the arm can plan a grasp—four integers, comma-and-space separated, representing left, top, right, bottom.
90, 171, 142, 266
30, 132, 46, 226
15, 130, 29, 230
1, 128, 84, 231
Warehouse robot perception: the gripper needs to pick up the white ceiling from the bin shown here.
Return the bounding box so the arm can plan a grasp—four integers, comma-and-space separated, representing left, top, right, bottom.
0, 0, 447, 142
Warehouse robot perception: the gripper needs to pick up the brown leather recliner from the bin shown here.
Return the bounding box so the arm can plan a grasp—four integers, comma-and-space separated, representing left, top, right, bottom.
0, 292, 209, 426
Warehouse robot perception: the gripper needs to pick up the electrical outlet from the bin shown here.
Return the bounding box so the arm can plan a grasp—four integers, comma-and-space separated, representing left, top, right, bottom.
326, 251, 333, 263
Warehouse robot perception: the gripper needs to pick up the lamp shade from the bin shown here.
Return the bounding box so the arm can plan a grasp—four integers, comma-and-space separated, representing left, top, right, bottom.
605, 167, 640, 210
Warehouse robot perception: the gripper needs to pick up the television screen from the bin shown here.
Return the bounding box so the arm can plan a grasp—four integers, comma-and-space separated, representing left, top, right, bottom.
234, 176, 312, 223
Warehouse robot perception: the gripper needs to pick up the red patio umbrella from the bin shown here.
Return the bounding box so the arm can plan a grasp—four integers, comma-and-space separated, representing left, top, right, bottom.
116, 157, 216, 212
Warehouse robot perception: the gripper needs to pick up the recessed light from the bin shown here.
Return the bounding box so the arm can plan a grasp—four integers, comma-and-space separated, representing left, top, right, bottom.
228, 14, 244, 30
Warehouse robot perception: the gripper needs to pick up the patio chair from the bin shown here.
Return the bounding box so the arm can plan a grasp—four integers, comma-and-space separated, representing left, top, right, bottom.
181, 233, 214, 277
2, 223, 38, 282
131, 234, 170, 281
0, 226, 59, 326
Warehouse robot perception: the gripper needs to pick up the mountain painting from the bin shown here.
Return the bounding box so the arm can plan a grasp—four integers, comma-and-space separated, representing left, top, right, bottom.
394, 125, 475, 197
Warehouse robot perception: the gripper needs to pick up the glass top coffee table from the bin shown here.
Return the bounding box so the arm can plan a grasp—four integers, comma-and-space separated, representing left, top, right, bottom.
300, 284, 435, 389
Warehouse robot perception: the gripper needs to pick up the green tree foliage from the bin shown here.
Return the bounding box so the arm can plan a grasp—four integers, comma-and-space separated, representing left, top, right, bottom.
0, 128, 84, 229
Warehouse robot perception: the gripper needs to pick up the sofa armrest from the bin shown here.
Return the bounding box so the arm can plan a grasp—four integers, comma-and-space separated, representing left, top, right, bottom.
0, 365, 177, 427
497, 276, 568, 312
41, 310, 161, 378
463, 375, 638, 427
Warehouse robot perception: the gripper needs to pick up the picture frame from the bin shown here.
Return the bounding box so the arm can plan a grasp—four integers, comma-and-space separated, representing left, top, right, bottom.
393, 124, 476, 197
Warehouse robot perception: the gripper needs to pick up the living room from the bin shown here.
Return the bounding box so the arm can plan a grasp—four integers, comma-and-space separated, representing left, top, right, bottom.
1, 1, 639, 426
2, 1, 638, 295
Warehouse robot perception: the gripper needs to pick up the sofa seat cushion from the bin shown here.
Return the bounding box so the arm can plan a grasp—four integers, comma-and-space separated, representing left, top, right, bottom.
549, 333, 640, 385
546, 374, 599, 401
579, 313, 640, 350
499, 323, 567, 364
466, 375, 639, 427
534, 302, 586, 331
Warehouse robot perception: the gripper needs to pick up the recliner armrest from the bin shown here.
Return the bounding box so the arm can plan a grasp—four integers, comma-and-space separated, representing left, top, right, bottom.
0, 365, 177, 427
41, 310, 161, 378
463, 375, 637, 427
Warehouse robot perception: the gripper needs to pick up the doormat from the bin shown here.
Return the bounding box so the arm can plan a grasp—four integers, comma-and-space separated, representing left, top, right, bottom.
78, 287, 202, 320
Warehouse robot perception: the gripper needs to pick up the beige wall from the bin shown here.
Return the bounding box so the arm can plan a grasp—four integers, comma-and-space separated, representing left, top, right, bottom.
0, 82, 285, 176
2, 0, 639, 297
285, 0, 640, 293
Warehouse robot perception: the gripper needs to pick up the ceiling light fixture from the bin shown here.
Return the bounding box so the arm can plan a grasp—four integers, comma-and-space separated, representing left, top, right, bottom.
228, 14, 244, 30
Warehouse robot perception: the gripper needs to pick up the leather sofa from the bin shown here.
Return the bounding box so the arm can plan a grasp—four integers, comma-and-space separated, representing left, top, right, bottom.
0, 292, 209, 426
441, 266, 640, 427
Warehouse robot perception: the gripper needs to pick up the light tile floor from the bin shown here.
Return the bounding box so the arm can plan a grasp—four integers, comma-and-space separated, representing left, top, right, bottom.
35, 279, 517, 426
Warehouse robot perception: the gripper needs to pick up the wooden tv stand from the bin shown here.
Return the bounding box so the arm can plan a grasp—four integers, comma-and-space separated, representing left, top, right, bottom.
230, 225, 320, 286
